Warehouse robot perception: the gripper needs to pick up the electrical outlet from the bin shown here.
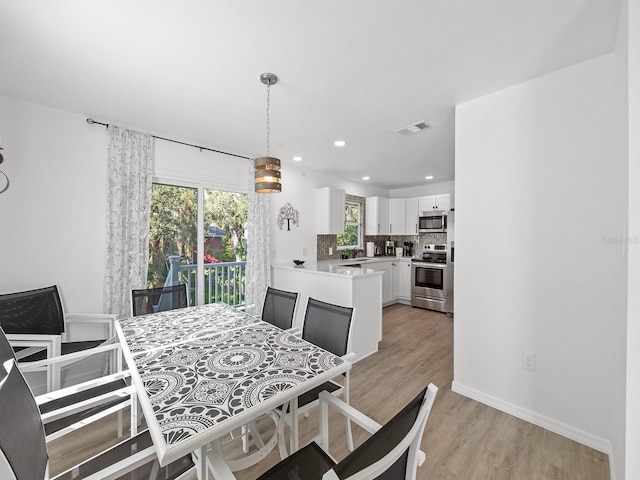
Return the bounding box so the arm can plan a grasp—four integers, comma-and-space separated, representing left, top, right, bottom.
329, 247, 333, 256
302, 248, 308, 256
522, 351, 535, 371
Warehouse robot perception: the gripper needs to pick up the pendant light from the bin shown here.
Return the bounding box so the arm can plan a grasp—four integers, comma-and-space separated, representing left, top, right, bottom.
255, 73, 282, 193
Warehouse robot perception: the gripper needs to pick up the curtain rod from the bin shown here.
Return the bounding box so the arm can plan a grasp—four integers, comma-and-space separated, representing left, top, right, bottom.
86, 118, 250, 160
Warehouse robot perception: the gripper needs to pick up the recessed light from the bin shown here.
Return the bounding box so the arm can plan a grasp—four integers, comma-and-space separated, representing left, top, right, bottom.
425, 176, 434, 180
362, 176, 370, 181
293, 156, 302, 162
334, 140, 346, 147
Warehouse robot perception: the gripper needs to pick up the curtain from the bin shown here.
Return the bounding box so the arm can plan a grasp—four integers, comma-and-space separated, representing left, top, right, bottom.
103, 126, 154, 318
245, 159, 271, 316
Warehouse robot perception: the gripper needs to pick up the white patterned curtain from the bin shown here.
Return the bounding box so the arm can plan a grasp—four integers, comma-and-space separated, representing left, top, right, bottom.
245, 159, 271, 315
103, 126, 154, 318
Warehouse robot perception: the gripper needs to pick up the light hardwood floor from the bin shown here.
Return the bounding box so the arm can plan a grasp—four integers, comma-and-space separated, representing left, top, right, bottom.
49, 304, 610, 479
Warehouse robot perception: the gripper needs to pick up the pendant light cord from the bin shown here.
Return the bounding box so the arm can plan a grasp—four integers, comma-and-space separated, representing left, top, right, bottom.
266, 82, 271, 156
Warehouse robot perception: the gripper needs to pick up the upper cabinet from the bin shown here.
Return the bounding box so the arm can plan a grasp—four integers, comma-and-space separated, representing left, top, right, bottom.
404, 197, 419, 235
317, 187, 345, 234
366, 196, 389, 235
388, 198, 406, 235
418, 194, 450, 212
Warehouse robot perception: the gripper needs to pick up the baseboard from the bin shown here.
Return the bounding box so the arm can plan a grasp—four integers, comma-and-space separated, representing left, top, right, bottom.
451, 381, 614, 462
608, 449, 616, 480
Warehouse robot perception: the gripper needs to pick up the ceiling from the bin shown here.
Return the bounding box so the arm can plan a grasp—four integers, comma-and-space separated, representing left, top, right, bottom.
0, 1, 621, 190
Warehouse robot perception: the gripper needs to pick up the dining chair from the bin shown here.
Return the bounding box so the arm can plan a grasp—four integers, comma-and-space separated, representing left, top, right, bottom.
277, 297, 355, 456
242, 384, 439, 480
0, 356, 195, 480
261, 286, 298, 330
1, 326, 134, 443
131, 283, 188, 317
0, 285, 117, 392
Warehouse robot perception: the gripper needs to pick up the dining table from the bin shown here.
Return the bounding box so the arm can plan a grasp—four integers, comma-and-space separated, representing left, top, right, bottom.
115, 302, 351, 478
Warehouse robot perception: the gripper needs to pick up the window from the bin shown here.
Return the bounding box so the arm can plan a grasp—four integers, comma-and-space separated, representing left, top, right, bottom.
148, 183, 247, 307
337, 200, 362, 249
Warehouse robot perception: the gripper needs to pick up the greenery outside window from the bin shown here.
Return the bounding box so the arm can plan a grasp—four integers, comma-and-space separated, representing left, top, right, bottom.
148, 183, 247, 306
337, 200, 362, 249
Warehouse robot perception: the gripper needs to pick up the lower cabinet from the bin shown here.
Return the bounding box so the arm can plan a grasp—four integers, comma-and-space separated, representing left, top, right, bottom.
378, 261, 393, 304
398, 260, 412, 300
375, 259, 411, 305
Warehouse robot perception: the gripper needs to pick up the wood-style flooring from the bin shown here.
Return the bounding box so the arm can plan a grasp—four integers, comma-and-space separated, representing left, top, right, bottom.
49, 304, 610, 479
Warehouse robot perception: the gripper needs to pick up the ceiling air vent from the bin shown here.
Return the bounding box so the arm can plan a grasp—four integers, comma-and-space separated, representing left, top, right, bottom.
395, 121, 430, 135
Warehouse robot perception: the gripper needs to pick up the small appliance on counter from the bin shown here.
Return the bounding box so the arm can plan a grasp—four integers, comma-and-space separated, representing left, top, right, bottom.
403, 242, 414, 257
366, 241, 376, 257
385, 240, 395, 256
395, 247, 403, 257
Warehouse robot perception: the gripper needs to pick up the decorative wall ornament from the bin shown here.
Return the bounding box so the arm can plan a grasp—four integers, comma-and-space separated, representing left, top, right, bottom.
277, 202, 299, 231
0, 140, 8, 194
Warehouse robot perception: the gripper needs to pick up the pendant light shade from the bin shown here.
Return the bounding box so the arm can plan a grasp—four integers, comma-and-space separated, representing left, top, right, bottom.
255, 73, 282, 194
254, 156, 282, 193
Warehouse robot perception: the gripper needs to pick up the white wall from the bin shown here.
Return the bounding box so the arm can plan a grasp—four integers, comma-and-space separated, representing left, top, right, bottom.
626, 0, 640, 477
389, 180, 455, 200
0, 93, 387, 311
453, 53, 624, 456
611, 2, 630, 478
269, 164, 388, 265
0, 96, 108, 312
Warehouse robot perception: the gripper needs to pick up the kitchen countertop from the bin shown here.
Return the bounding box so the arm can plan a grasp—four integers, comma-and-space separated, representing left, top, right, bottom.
272, 256, 413, 278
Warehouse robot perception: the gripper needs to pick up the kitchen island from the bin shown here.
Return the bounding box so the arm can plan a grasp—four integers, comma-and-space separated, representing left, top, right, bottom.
271, 261, 384, 361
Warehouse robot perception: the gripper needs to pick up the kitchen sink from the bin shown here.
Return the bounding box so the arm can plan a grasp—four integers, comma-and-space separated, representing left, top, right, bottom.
342, 263, 362, 268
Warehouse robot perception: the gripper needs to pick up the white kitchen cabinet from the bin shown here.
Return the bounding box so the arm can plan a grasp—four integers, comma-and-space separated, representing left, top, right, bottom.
404, 197, 419, 235
391, 261, 400, 299
316, 187, 345, 234
418, 194, 450, 212
388, 198, 405, 235
366, 196, 389, 235
398, 259, 412, 300
374, 260, 393, 304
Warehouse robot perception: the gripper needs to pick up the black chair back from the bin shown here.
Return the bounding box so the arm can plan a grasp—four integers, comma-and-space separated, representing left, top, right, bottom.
131, 284, 188, 317
0, 286, 65, 335
333, 386, 429, 479
262, 287, 298, 330
0, 326, 16, 362
0, 359, 48, 480
302, 298, 353, 357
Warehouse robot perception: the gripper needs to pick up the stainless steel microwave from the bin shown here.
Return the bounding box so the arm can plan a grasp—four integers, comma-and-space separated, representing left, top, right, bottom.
418, 211, 447, 233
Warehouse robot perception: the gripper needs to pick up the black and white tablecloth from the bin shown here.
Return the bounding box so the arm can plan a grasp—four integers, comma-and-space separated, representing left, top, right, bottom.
116, 303, 346, 461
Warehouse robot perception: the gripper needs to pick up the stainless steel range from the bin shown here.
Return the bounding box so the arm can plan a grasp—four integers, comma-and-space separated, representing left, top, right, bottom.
411, 244, 453, 313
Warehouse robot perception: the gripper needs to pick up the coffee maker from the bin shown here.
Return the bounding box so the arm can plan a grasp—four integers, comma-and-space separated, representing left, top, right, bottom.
385, 240, 395, 256
403, 242, 414, 257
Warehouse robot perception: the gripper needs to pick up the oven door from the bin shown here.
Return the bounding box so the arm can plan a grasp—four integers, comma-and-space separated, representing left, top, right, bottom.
411, 263, 446, 299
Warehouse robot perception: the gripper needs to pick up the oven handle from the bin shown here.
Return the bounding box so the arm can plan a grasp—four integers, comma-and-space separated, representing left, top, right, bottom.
412, 263, 447, 269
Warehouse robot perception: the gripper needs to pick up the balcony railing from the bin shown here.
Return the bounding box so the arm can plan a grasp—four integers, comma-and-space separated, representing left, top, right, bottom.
166, 256, 246, 308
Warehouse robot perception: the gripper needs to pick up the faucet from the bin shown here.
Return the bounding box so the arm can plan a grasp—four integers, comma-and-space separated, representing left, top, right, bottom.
351, 248, 364, 258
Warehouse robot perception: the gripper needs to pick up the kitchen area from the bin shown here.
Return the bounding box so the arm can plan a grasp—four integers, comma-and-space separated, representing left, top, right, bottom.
271, 187, 455, 362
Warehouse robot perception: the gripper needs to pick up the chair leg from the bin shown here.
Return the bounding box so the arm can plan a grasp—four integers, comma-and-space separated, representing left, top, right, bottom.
277, 404, 289, 460
289, 398, 299, 454
345, 373, 354, 451
241, 424, 250, 453
345, 416, 354, 452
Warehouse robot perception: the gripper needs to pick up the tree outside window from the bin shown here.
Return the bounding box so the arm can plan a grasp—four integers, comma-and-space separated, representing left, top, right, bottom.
337, 201, 362, 249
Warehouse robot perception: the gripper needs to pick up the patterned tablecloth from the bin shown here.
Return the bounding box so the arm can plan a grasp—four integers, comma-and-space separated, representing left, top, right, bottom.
115, 303, 349, 466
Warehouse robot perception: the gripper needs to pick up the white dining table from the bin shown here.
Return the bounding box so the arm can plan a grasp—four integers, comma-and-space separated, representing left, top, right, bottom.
115, 302, 350, 478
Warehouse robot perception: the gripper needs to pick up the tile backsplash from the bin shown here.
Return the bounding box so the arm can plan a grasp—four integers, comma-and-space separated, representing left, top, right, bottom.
316, 232, 448, 260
